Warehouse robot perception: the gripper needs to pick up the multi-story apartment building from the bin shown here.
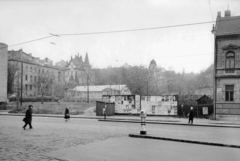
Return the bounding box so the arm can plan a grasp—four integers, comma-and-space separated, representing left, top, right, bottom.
213, 10, 240, 121
8, 49, 92, 97
0, 43, 8, 103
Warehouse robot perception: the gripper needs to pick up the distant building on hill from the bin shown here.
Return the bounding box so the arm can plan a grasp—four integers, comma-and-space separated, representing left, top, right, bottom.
65, 85, 131, 101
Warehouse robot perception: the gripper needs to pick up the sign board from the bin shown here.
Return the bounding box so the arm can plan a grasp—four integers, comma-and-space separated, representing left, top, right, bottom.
217, 88, 222, 92
202, 107, 208, 115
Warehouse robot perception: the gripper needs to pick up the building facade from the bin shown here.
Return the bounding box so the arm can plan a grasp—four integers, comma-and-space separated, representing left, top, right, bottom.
65, 85, 131, 101
59, 53, 93, 90
0, 43, 8, 103
8, 49, 61, 97
213, 10, 240, 121
8, 49, 93, 98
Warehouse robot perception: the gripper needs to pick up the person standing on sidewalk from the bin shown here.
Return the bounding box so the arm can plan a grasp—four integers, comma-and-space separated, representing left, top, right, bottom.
64, 107, 70, 122
23, 105, 33, 130
188, 107, 194, 124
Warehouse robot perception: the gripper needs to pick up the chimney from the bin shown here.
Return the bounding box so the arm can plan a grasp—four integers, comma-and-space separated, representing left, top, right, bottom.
217, 11, 221, 17
225, 10, 231, 17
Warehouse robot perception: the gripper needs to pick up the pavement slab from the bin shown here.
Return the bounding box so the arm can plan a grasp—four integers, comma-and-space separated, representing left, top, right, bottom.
46, 136, 240, 161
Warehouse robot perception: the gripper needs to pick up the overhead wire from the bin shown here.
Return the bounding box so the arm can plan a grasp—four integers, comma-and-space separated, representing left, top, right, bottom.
0, 35, 55, 49
2, 16, 240, 51
56, 17, 240, 36
208, 0, 214, 21
0, 15, 57, 36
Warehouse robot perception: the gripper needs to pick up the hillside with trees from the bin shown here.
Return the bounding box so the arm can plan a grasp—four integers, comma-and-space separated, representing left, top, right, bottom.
92, 63, 213, 96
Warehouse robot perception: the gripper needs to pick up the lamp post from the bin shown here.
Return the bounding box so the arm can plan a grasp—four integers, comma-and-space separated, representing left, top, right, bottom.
84, 69, 90, 103
181, 104, 184, 117
20, 61, 23, 106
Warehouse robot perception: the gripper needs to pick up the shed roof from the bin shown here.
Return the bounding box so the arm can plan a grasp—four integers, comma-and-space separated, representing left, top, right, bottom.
69, 85, 128, 92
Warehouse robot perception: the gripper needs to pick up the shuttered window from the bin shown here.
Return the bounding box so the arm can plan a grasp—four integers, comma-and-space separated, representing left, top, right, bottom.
225, 52, 235, 73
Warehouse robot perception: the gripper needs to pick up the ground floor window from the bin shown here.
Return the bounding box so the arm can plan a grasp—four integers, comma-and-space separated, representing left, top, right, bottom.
225, 85, 234, 101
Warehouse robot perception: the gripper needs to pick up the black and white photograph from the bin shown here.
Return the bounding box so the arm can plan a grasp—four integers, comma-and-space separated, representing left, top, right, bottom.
0, 0, 240, 160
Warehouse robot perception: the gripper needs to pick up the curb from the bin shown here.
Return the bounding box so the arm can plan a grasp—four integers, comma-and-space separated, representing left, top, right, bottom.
129, 134, 240, 149
2, 113, 240, 128
99, 119, 240, 128
0, 113, 101, 120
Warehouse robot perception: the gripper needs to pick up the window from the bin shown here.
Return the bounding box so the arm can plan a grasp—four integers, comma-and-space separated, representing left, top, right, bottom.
30, 85, 32, 90
25, 84, 28, 91
225, 85, 234, 101
226, 51, 235, 73
34, 76, 36, 82
30, 75, 32, 82
25, 75, 28, 81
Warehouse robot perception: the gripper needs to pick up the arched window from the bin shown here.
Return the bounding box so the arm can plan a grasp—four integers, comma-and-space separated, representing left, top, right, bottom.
226, 51, 235, 73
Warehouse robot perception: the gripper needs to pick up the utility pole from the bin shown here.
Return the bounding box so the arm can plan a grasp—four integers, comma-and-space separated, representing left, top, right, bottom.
147, 81, 149, 97
20, 62, 23, 106
87, 71, 89, 103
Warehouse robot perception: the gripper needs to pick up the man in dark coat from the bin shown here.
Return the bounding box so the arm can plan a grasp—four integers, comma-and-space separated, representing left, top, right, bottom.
64, 107, 70, 122
188, 107, 194, 124
23, 105, 33, 130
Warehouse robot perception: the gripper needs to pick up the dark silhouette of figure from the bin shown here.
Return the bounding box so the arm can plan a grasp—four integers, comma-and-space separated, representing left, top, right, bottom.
64, 107, 70, 121
188, 107, 194, 124
23, 105, 33, 130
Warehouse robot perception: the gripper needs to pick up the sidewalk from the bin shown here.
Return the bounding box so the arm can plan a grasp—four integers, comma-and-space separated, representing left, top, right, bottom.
46, 136, 240, 161
1, 110, 240, 128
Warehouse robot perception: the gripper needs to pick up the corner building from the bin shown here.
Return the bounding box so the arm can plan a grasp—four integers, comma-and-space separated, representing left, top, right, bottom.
213, 10, 240, 121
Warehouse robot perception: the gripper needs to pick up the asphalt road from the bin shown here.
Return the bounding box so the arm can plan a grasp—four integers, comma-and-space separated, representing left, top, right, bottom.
0, 115, 240, 161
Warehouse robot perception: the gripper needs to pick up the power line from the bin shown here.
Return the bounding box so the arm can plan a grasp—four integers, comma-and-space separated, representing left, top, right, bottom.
57, 17, 240, 36
0, 36, 55, 49
0, 15, 56, 36
208, 0, 214, 21
2, 17, 240, 50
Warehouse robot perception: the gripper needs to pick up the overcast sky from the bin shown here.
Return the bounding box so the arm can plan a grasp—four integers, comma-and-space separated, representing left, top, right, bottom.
0, 0, 240, 73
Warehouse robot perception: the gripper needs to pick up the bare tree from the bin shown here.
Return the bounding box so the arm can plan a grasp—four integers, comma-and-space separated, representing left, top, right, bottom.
7, 61, 20, 95
36, 72, 54, 104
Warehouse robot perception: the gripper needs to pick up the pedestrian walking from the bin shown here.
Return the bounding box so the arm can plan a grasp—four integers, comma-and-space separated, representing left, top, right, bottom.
188, 107, 194, 124
23, 105, 33, 130
64, 107, 70, 122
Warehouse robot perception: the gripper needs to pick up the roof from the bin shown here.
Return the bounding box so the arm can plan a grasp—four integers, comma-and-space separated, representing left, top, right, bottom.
8, 58, 60, 70
196, 95, 213, 101
69, 85, 128, 92
215, 15, 240, 36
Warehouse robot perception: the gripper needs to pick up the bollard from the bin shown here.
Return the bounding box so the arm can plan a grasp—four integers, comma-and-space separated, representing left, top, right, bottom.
103, 103, 107, 120
140, 110, 147, 135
